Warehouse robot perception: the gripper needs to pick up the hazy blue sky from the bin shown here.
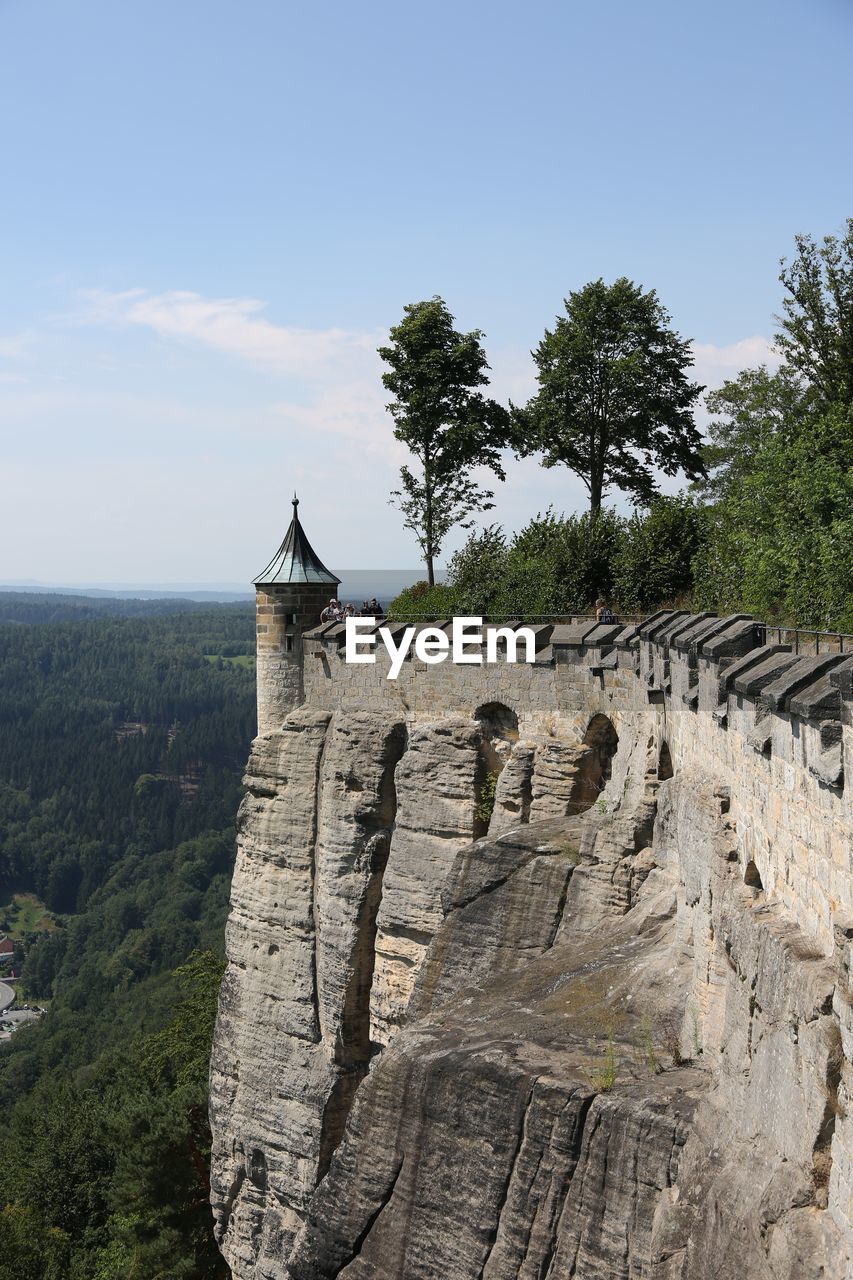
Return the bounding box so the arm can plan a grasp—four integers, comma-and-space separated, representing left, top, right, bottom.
1, 0, 851, 584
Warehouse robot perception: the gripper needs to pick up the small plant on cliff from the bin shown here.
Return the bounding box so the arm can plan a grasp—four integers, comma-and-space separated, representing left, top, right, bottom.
660, 1016, 685, 1067
474, 770, 499, 828
818, 1024, 847, 1122
586, 1032, 617, 1092
638, 1016, 660, 1074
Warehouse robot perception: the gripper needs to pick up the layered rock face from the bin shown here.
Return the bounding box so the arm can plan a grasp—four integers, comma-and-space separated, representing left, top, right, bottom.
210, 706, 614, 1275
210, 707, 408, 1273
369, 718, 481, 1045
288, 776, 850, 1280
211, 615, 853, 1280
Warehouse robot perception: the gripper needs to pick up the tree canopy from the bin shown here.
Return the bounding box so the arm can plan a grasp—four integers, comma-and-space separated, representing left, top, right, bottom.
777, 218, 853, 408
698, 364, 806, 502
379, 297, 510, 584
513, 278, 704, 512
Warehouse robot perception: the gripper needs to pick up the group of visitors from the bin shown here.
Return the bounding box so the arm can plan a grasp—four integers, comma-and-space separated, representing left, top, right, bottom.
320, 597, 384, 624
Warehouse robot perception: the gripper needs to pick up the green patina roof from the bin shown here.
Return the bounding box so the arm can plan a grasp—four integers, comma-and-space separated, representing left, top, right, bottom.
253, 496, 341, 587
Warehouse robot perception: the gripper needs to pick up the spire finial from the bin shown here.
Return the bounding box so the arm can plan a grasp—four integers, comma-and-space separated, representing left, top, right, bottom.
292, 492, 299, 512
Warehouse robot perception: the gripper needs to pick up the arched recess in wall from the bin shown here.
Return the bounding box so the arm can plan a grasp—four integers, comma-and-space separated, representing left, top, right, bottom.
473, 702, 520, 836
569, 713, 620, 814
475, 703, 519, 765
658, 740, 674, 781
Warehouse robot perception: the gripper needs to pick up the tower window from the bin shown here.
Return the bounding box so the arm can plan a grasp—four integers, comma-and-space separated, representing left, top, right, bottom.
285, 635, 294, 653
289, 613, 298, 625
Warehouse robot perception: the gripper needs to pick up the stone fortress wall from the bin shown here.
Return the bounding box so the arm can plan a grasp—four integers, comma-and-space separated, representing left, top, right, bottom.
211, 604, 853, 1280
304, 610, 852, 956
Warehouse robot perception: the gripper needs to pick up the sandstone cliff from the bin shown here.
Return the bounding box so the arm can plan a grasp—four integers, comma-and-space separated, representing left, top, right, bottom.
210, 613, 853, 1279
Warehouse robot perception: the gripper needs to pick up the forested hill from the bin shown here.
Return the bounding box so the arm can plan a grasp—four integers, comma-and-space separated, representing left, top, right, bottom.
0, 591, 253, 625
0, 598, 255, 906
0, 594, 256, 1279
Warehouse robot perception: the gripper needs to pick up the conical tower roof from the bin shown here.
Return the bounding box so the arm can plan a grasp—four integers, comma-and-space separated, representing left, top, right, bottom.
253, 495, 341, 586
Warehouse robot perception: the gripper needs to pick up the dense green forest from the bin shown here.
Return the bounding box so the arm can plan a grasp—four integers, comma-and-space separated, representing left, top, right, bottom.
0, 595, 255, 1279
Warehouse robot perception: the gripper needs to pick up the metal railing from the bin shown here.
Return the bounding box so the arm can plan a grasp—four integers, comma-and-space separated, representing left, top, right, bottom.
757, 625, 850, 656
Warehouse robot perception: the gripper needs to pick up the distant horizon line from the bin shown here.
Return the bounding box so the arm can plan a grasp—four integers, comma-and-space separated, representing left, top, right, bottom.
0, 569, 443, 602
0, 570, 431, 587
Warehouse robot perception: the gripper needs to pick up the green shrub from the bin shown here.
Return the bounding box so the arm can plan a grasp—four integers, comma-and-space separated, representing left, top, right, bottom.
586, 1032, 617, 1092
612, 496, 703, 611
388, 581, 461, 619
692, 406, 853, 630
387, 444, 851, 629
474, 771, 499, 827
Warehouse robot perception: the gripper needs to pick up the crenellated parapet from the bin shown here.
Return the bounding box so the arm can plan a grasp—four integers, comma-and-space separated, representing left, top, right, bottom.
303, 609, 851, 788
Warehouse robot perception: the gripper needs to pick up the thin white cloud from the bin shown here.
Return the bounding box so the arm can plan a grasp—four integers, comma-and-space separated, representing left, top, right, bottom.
0, 330, 35, 362
268, 381, 404, 459
76, 288, 384, 378
485, 346, 538, 406
61, 286, 406, 465
691, 335, 780, 390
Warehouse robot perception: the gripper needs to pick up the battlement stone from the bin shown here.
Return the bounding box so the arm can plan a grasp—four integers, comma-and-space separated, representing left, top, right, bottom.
761, 653, 849, 713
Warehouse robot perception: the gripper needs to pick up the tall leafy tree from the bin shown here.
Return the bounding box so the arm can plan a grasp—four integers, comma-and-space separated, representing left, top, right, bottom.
777, 218, 853, 407
379, 297, 510, 585
699, 364, 807, 501
514, 278, 704, 513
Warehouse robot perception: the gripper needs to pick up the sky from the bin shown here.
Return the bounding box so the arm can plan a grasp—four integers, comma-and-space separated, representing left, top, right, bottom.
1, 0, 851, 585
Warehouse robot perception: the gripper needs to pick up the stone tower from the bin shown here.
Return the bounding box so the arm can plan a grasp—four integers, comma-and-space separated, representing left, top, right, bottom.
253, 495, 340, 734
